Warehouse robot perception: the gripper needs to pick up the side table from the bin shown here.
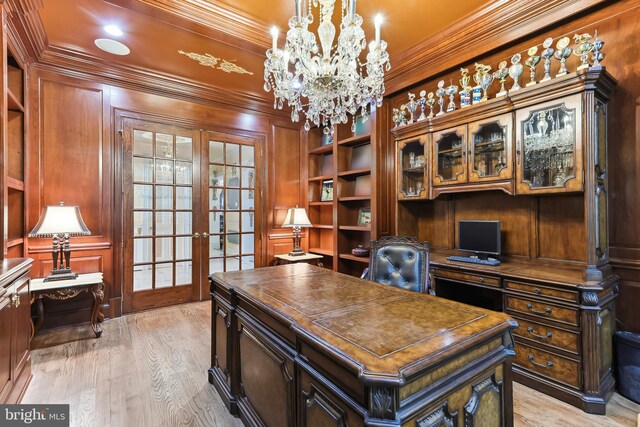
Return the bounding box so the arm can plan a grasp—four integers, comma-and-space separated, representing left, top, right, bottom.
274, 253, 324, 267
30, 272, 104, 338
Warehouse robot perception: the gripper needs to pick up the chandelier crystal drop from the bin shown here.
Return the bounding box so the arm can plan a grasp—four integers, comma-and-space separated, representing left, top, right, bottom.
264, 0, 390, 134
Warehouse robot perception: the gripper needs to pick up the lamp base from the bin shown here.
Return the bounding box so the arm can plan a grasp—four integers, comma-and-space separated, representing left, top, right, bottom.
44, 268, 78, 282
288, 248, 306, 257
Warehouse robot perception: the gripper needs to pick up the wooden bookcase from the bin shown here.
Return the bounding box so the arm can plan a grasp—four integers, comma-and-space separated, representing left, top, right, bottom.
305, 109, 388, 276
1, 24, 27, 259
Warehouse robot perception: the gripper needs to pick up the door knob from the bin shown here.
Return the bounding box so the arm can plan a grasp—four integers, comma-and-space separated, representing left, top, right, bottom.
193, 232, 200, 239
202, 232, 210, 238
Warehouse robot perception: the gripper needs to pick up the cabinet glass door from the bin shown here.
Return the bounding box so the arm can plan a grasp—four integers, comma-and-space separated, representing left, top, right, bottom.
515, 94, 583, 194
398, 136, 427, 199
432, 126, 467, 186
469, 113, 513, 182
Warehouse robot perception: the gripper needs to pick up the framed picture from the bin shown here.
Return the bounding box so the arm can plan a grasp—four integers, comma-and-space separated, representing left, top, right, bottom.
357, 207, 371, 225
320, 180, 334, 201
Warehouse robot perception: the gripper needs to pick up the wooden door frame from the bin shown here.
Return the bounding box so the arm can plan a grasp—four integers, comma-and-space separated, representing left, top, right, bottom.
113, 109, 267, 313
120, 117, 201, 313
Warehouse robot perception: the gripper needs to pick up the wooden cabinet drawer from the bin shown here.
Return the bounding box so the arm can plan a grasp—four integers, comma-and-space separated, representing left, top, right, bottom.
434, 269, 500, 288
505, 280, 578, 303
512, 316, 579, 354
514, 341, 581, 389
506, 296, 578, 326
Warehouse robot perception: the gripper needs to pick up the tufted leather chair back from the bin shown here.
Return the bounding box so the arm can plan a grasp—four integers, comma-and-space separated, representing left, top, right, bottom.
365, 236, 430, 293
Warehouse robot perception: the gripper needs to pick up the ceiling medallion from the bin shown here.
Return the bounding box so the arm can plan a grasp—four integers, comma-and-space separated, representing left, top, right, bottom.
178, 51, 254, 75
264, 0, 390, 134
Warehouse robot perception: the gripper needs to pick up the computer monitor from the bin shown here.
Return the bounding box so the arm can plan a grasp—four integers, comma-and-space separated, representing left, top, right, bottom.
457, 220, 501, 257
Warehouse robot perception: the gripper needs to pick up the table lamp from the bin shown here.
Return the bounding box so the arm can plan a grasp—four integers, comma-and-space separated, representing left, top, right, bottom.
282, 206, 312, 256
29, 202, 91, 281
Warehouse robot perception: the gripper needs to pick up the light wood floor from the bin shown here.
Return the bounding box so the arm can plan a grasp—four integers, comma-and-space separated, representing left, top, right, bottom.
23, 301, 640, 427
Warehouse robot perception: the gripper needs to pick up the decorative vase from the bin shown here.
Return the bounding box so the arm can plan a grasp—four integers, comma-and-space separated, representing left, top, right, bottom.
351, 245, 370, 257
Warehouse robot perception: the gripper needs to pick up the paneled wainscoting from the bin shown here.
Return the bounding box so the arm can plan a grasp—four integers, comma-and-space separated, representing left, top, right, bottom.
23, 302, 639, 427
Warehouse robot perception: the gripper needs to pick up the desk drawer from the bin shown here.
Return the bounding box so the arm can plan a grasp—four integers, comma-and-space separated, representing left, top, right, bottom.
514, 341, 581, 389
434, 269, 500, 288
505, 280, 578, 303
512, 316, 579, 354
506, 296, 578, 326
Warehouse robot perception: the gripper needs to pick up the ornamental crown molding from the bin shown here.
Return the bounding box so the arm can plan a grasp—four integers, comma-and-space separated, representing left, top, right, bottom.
385, 0, 610, 95
103, 0, 271, 53
37, 45, 282, 117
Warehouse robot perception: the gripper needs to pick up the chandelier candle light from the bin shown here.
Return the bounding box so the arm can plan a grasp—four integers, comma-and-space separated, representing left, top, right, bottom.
264, 0, 390, 135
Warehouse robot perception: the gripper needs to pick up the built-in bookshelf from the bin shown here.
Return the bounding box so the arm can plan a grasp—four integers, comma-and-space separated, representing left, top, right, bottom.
2, 46, 26, 258
305, 110, 387, 276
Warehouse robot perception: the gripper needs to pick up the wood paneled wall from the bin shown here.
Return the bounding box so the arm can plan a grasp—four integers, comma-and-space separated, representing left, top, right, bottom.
25, 67, 300, 326
387, 0, 640, 332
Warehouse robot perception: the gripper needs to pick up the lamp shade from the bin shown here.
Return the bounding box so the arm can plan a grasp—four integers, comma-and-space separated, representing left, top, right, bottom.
29, 204, 91, 237
282, 207, 312, 228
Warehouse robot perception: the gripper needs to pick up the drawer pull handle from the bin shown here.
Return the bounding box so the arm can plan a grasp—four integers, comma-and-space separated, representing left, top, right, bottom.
527, 304, 552, 315
534, 288, 541, 294
11, 294, 20, 308
478, 277, 484, 283
528, 355, 553, 369
527, 327, 552, 340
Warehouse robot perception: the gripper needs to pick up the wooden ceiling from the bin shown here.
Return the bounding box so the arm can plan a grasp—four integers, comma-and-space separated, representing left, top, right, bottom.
35, 0, 488, 106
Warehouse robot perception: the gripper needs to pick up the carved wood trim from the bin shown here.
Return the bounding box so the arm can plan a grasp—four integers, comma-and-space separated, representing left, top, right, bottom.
385, 0, 611, 94
302, 384, 348, 427
417, 402, 458, 427
370, 386, 397, 420
463, 375, 502, 426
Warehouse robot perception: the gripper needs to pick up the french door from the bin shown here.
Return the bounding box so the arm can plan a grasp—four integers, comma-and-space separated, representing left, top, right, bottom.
122, 119, 262, 313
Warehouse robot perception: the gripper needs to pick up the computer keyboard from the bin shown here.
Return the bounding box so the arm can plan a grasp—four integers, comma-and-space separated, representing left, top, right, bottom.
446, 255, 501, 266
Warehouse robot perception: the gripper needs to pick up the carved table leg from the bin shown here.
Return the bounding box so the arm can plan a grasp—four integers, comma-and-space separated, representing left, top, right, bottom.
91, 283, 104, 338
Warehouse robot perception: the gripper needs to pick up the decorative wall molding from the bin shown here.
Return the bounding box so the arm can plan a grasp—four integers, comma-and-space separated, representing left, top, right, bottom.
36, 46, 281, 116
385, 0, 610, 94
4, 0, 47, 62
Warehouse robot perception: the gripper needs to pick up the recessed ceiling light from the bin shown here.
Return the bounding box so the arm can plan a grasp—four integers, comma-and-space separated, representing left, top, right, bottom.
94, 38, 130, 56
104, 25, 123, 36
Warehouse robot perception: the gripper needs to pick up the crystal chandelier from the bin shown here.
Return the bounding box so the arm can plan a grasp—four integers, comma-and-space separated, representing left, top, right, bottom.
264, 0, 390, 134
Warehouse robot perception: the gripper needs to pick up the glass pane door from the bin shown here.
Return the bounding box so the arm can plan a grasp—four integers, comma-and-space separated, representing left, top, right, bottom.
124, 120, 200, 312
207, 135, 257, 274
433, 126, 467, 186
468, 113, 513, 183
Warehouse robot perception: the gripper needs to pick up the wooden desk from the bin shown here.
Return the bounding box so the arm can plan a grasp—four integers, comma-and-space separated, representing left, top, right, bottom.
31, 273, 104, 338
274, 253, 324, 267
209, 263, 516, 427
428, 251, 618, 414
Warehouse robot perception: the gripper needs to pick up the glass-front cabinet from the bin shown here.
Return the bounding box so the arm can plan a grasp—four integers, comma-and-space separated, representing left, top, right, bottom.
515, 94, 583, 194
469, 113, 513, 182
432, 125, 467, 186
397, 135, 428, 199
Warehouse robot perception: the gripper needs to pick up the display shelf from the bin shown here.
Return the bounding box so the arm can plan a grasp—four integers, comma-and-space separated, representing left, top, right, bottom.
311, 224, 334, 229
309, 144, 333, 155
6, 177, 24, 191
337, 133, 370, 147
338, 254, 369, 263
338, 196, 371, 202
309, 247, 333, 257
337, 168, 371, 178
308, 175, 333, 182
7, 90, 23, 112
309, 201, 333, 206
338, 225, 370, 231
6, 238, 23, 248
